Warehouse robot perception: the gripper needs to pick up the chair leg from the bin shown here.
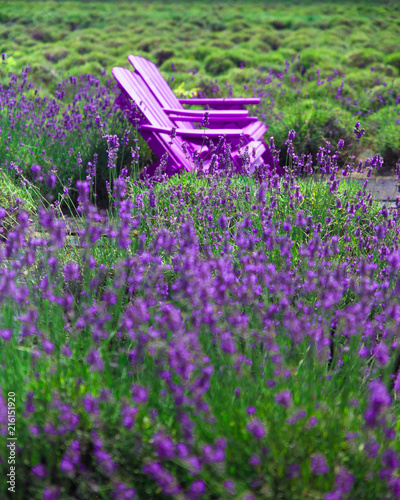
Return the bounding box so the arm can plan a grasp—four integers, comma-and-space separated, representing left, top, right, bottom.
139, 161, 160, 180
261, 149, 284, 176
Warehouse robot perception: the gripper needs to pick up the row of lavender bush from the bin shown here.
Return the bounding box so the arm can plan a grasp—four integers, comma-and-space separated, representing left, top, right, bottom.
1, 65, 400, 499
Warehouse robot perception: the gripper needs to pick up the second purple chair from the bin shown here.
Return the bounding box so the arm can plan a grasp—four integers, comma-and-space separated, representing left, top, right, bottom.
128, 55, 273, 143
113, 66, 282, 177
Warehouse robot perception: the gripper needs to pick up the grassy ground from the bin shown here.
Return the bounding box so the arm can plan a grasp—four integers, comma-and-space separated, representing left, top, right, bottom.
2, 156, 400, 498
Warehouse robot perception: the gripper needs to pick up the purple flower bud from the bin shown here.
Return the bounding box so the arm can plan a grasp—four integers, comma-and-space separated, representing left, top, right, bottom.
63, 262, 80, 281
32, 464, 47, 478
364, 378, 391, 428
31, 164, 43, 182
335, 467, 354, 494
0, 329, 12, 341
42, 339, 54, 354
218, 215, 228, 230
60, 455, 75, 473
113, 177, 127, 200
25, 392, 35, 413
382, 448, 399, 471
76, 180, 90, 207
310, 453, 329, 475
352, 122, 365, 141
247, 418, 266, 439
43, 487, 60, 500
113, 482, 136, 500
189, 479, 206, 494
131, 385, 148, 404
86, 349, 104, 372
372, 342, 389, 367
287, 463, 300, 479
308, 416, 318, 428
47, 256, 59, 275
94, 448, 116, 474
224, 480, 236, 495
202, 112, 210, 128
153, 433, 175, 460
83, 394, 99, 415
46, 173, 57, 189
29, 425, 40, 436
62, 345, 72, 357
249, 454, 261, 466
275, 390, 292, 408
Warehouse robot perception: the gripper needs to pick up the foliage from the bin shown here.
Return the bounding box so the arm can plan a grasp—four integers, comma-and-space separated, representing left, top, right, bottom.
1, 3, 400, 498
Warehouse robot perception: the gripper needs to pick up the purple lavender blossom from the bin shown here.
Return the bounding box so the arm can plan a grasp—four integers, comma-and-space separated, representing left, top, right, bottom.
372, 342, 389, 366
130, 385, 148, 404
224, 480, 236, 495
153, 432, 175, 460
249, 454, 261, 466
335, 467, 354, 494
121, 405, 138, 429
32, 464, 47, 478
46, 172, 57, 189
275, 390, 292, 408
31, 164, 43, 182
43, 487, 60, 500
202, 112, 210, 128
142, 461, 181, 495
113, 177, 127, 200
246, 418, 266, 439
113, 482, 136, 500
352, 121, 365, 142
42, 339, 54, 354
364, 378, 391, 428
86, 349, 104, 372
188, 479, 206, 495
310, 453, 329, 475
60, 455, 75, 474
0, 329, 12, 341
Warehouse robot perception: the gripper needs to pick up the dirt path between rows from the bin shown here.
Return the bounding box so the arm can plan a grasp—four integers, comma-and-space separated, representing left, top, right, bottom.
352, 173, 398, 201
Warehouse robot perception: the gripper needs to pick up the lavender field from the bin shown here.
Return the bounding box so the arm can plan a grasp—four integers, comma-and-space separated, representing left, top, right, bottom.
1, 1, 400, 499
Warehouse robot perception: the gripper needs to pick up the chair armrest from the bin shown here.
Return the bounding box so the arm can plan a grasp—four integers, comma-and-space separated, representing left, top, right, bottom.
140, 124, 251, 138
164, 108, 249, 118
168, 114, 258, 124
178, 98, 261, 110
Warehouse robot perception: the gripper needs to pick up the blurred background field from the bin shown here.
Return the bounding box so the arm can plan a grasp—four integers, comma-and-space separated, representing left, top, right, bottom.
1, 0, 399, 172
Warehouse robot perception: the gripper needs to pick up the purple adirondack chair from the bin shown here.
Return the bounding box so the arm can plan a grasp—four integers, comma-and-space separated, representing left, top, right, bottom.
127, 55, 281, 174
128, 55, 268, 135
112, 67, 281, 177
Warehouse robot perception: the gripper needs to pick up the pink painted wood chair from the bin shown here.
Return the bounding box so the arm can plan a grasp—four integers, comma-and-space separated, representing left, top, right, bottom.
128, 55, 270, 143
112, 67, 282, 177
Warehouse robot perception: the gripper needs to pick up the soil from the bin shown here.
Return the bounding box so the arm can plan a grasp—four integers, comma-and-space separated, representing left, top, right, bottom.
351, 172, 398, 201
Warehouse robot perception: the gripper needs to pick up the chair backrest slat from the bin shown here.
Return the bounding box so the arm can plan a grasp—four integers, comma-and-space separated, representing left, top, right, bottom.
128, 55, 196, 129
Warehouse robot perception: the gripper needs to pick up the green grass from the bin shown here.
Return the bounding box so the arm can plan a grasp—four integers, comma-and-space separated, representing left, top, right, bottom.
1, 161, 400, 498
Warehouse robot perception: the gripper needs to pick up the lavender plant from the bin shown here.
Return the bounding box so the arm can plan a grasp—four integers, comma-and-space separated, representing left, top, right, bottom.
1, 104, 400, 499
0, 66, 155, 213
1, 37, 400, 499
